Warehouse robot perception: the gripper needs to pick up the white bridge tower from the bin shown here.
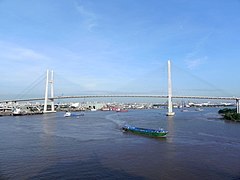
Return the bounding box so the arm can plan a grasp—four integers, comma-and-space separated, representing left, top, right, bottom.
236, 99, 240, 114
43, 70, 55, 113
167, 60, 175, 116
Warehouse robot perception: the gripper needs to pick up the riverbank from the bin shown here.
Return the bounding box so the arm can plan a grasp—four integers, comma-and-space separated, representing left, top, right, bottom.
218, 108, 240, 122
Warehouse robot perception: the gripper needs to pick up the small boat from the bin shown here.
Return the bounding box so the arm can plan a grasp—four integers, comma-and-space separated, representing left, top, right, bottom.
195, 108, 203, 111
12, 108, 27, 116
116, 108, 128, 112
64, 112, 84, 117
122, 125, 168, 138
12, 108, 23, 116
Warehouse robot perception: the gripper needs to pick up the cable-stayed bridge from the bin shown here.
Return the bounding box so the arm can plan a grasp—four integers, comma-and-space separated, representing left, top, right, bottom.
1, 61, 240, 114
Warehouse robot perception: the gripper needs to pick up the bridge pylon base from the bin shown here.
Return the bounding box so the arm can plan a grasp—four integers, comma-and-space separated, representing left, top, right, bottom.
43, 111, 56, 114
166, 112, 175, 116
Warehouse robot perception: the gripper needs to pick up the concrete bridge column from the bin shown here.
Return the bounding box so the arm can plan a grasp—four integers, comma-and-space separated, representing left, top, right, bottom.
43, 70, 49, 113
167, 60, 175, 116
50, 70, 55, 112
236, 99, 240, 114
43, 70, 55, 113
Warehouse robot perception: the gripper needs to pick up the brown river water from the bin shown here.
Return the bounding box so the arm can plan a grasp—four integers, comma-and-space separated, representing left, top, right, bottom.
0, 108, 239, 179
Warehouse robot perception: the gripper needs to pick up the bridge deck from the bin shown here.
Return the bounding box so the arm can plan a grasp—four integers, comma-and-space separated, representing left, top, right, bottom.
0, 95, 238, 103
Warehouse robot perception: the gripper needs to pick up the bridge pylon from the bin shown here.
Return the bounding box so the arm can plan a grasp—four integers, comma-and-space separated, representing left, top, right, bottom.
236, 99, 240, 114
166, 60, 175, 116
43, 70, 56, 113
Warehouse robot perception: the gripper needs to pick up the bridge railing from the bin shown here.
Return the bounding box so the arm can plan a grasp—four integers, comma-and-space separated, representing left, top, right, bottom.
0, 94, 239, 103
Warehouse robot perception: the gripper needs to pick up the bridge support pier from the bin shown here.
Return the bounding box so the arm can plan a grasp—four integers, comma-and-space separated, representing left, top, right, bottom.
167, 60, 175, 116
43, 70, 56, 113
236, 99, 240, 114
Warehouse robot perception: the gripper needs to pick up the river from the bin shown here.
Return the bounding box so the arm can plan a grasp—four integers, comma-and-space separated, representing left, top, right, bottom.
0, 108, 239, 179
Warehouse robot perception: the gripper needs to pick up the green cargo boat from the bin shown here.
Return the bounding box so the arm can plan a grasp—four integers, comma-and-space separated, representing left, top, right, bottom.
122, 125, 168, 138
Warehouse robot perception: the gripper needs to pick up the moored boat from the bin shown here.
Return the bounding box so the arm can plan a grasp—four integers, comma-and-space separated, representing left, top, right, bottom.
64, 112, 84, 117
116, 108, 128, 112
12, 108, 27, 116
122, 125, 168, 138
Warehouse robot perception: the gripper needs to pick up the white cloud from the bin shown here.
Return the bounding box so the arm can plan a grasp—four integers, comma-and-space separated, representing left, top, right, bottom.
0, 41, 50, 61
75, 2, 97, 31
0, 41, 53, 85
184, 33, 212, 70
7, 47, 50, 61
185, 56, 207, 70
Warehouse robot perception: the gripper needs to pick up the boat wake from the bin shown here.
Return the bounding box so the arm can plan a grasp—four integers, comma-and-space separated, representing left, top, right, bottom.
105, 113, 126, 128
198, 132, 240, 145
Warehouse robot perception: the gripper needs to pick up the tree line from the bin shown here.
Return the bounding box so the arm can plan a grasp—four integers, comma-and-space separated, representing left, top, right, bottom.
218, 108, 240, 122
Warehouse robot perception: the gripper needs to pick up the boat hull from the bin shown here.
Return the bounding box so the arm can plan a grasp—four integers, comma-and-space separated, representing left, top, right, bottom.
116, 108, 128, 112
122, 126, 168, 138
64, 112, 84, 117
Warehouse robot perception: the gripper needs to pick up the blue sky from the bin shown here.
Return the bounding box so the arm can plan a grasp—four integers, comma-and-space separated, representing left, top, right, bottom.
0, 0, 240, 99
